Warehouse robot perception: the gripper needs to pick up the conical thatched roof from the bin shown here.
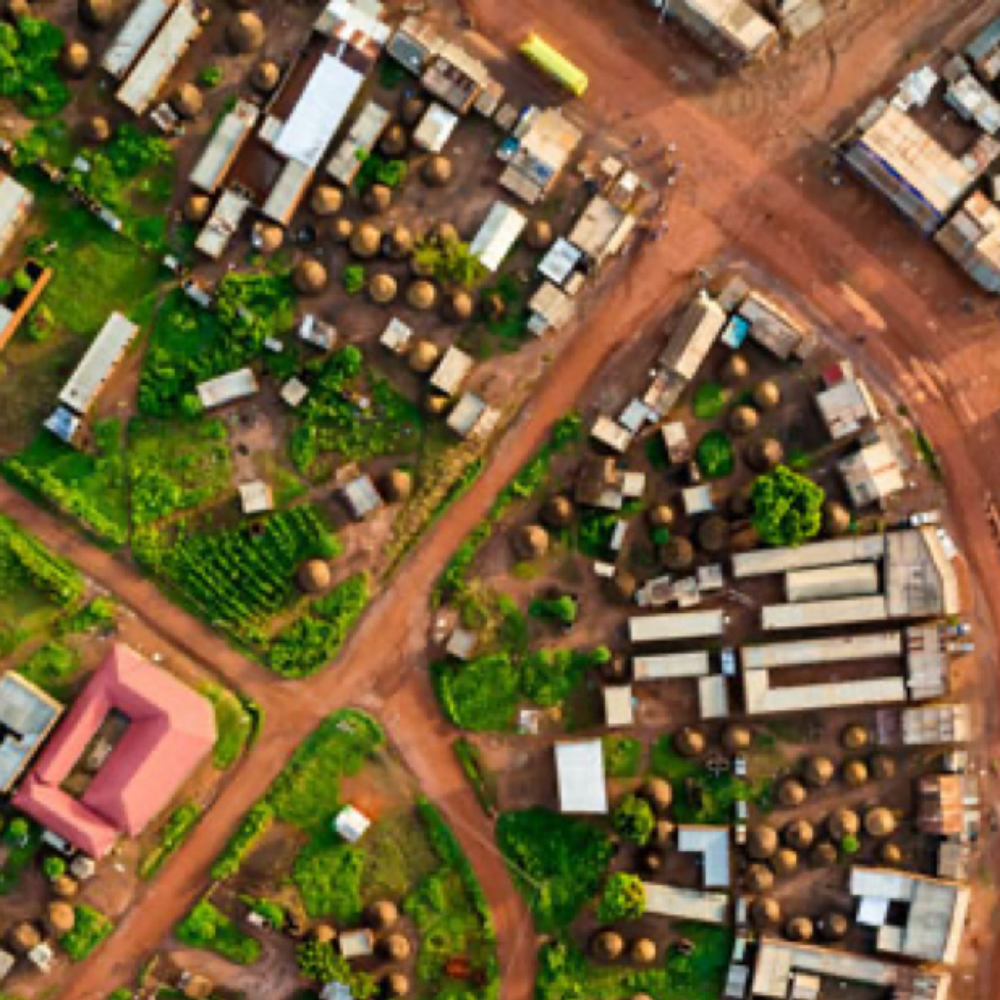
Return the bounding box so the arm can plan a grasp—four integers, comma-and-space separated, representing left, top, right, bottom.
86, 115, 111, 143
771, 847, 799, 877
747, 436, 784, 471
52, 875, 78, 899
639, 848, 663, 874
61, 41, 91, 76
526, 218, 553, 250
748, 825, 778, 860
419, 154, 452, 187
313, 924, 337, 943
350, 222, 381, 258
383, 973, 410, 998
751, 896, 781, 928
819, 912, 849, 941
631, 939, 656, 964
254, 222, 284, 254
648, 503, 675, 529
297, 560, 331, 594
380, 124, 408, 157
785, 916, 813, 942
408, 339, 439, 373
10, 922, 40, 953
251, 58, 280, 92
602, 654, 629, 684
79, 0, 117, 27
386, 225, 414, 259
184, 194, 211, 223
827, 807, 859, 840
870, 753, 896, 781
728, 405, 759, 436
514, 524, 550, 559
294, 258, 328, 295
310, 184, 343, 217
810, 841, 838, 868
783, 819, 815, 851
227, 11, 265, 53
721, 353, 749, 384
591, 929, 623, 960
745, 863, 774, 894
879, 841, 903, 866
674, 725, 705, 758
7, 0, 31, 18
445, 290, 474, 322
842, 759, 869, 788
863, 807, 896, 839
383, 469, 413, 504
364, 183, 392, 215
722, 723, 752, 752
542, 494, 574, 529
823, 500, 851, 536
430, 221, 459, 245
777, 777, 806, 807
171, 82, 203, 119
662, 536, 695, 571
841, 724, 869, 750
47, 902, 75, 934
425, 392, 449, 415
642, 778, 672, 814
369, 272, 398, 304
329, 216, 353, 244
804, 755, 835, 788
367, 900, 399, 931
753, 380, 781, 410
382, 933, 411, 960
400, 95, 426, 126
697, 515, 730, 554
407, 279, 437, 310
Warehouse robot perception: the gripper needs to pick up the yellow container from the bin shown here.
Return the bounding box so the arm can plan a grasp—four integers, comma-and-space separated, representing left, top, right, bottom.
519, 32, 588, 97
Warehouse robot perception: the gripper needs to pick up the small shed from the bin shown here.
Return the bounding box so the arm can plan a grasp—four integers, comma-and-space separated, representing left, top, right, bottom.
280, 377, 310, 409
413, 102, 460, 153
342, 475, 384, 520
603, 685, 634, 727
446, 628, 477, 661
555, 739, 607, 814
380, 317, 413, 355
334, 805, 372, 844
447, 392, 499, 440
470, 201, 527, 272
429, 346, 474, 397
238, 481, 274, 516
682, 485, 715, 516
338, 928, 376, 959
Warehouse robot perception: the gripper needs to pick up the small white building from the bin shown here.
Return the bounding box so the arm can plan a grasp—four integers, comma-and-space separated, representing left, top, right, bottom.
342, 474, 383, 520
280, 377, 310, 409
59, 312, 140, 416
555, 739, 607, 814
413, 102, 460, 153
238, 481, 274, 515
447, 392, 499, 440
190, 100, 260, 194
589, 416, 633, 454
839, 436, 905, 508
195, 188, 251, 259
197, 368, 260, 410
379, 317, 413, 354
299, 314, 338, 351
603, 685, 634, 728
338, 928, 375, 959
429, 346, 474, 397
470, 202, 527, 273
334, 804, 371, 844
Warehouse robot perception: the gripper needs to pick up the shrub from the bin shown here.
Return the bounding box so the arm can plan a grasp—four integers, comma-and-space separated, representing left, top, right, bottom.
342, 264, 366, 295
598, 872, 645, 923
176, 899, 260, 965
528, 594, 577, 627
61, 904, 113, 961
432, 653, 521, 731
613, 795, 656, 846
140, 803, 201, 879
199, 65, 222, 87
211, 802, 273, 880
693, 381, 729, 420
42, 855, 66, 880
293, 839, 364, 920
603, 736, 643, 778
695, 430, 735, 479
520, 646, 606, 708
752, 465, 825, 548
5, 818, 29, 846
841, 834, 860, 855
297, 939, 375, 996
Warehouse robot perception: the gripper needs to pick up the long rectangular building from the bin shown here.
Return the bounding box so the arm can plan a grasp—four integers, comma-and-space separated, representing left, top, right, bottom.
742, 632, 903, 670
58, 312, 139, 415
633, 650, 711, 680
189, 99, 260, 194
761, 596, 888, 631
629, 610, 725, 644
101, 0, 174, 79
732, 535, 886, 578
0, 171, 33, 259
785, 562, 880, 603
744, 670, 907, 716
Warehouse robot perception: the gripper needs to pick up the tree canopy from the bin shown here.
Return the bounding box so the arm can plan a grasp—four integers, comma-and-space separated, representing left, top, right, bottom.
612, 794, 656, 846
751, 465, 825, 548
598, 872, 645, 923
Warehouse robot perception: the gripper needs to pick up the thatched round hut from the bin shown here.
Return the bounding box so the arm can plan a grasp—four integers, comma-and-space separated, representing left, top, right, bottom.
747, 436, 784, 472
777, 777, 807, 808
294, 258, 328, 296
419, 154, 452, 188
771, 847, 799, 878
251, 58, 281, 93
382, 933, 412, 961
827, 807, 859, 841
810, 841, 838, 868
407, 279, 438, 311
254, 223, 284, 255
631, 939, 657, 965
648, 503, 675, 529
350, 222, 382, 259
863, 807, 896, 839
748, 825, 779, 860
841, 723, 869, 751
591, 930, 624, 961
368, 273, 398, 305
367, 900, 399, 931
227, 11, 265, 53
639, 848, 663, 875
297, 560, 331, 594
383, 470, 413, 504
400, 95, 427, 126
823, 500, 851, 537
184, 194, 211, 223
819, 912, 849, 942
171, 82, 203, 119
513, 524, 550, 560
642, 778, 673, 815
429, 220, 459, 245
386, 225, 414, 260
329, 217, 354, 244
880, 841, 903, 866
310, 184, 343, 217
783, 819, 815, 851
804, 755, 835, 788
444, 290, 475, 323
728, 405, 759, 436
753, 380, 781, 410
425, 392, 449, 416
870, 753, 897, 781
662, 536, 695, 572
364, 183, 392, 215
79, 0, 117, 28
674, 725, 706, 758
408, 339, 440, 373
722, 723, 752, 753
380, 124, 408, 158
86, 115, 111, 143
697, 515, 730, 554
751, 897, 781, 929
785, 916, 814, 943
542, 495, 574, 530
745, 863, 774, 894
842, 759, 869, 788
51, 875, 78, 899
526, 219, 554, 250
313, 924, 337, 943
61, 41, 92, 77
10, 922, 41, 953
721, 353, 749, 384
46, 902, 75, 936
383, 974, 411, 998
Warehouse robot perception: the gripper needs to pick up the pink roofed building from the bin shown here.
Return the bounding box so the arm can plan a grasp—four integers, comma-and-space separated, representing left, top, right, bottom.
14, 645, 215, 858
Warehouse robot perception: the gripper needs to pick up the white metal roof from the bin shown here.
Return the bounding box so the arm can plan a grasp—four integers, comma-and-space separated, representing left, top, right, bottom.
190, 100, 260, 194
742, 632, 902, 670
59, 312, 139, 415
412, 102, 459, 153
327, 101, 391, 185
238, 480, 273, 515
633, 650, 710, 680
195, 189, 251, 259
743, 669, 907, 716
115, 0, 202, 115
334, 804, 371, 843
785, 562, 880, 603
629, 610, 725, 644
659, 293, 727, 381
643, 882, 729, 924
262, 158, 314, 225
603, 685, 634, 728
538, 237, 583, 286
555, 740, 607, 814
677, 825, 731, 887
101, 0, 174, 79
885, 528, 960, 619
698, 675, 730, 720
276, 54, 365, 168
447, 392, 497, 439
0, 173, 33, 257
197, 368, 259, 409
732, 535, 886, 578
762, 596, 888, 631
429, 346, 474, 397
815, 378, 880, 439
470, 201, 527, 272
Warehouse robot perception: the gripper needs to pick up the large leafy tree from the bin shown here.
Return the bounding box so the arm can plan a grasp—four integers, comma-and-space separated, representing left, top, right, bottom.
598, 872, 646, 923
613, 794, 656, 846
751, 465, 825, 547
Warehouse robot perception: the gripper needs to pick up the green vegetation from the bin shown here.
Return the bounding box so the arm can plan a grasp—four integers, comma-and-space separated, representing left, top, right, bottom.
454, 737, 498, 815
613, 794, 656, 846
412, 237, 488, 290
5, 419, 129, 545
211, 802, 274, 881
496, 808, 613, 932
342, 264, 366, 295
42, 856, 65, 881
355, 153, 408, 193
176, 899, 260, 965
199, 65, 222, 88
140, 803, 202, 880
752, 464, 825, 547
841, 834, 860, 855
536, 926, 734, 1000
54, 596, 116, 637
520, 645, 608, 708
297, 940, 375, 997
293, 838, 364, 920
912, 428, 942, 480
61, 904, 113, 961
0, 17, 69, 118
16, 640, 81, 698
528, 594, 577, 628
695, 430, 734, 479
201, 682, 252, 769
240, 895, 285, 930
598, 871, 645, 922
692, 382, 730, 420
603, 735, 643, 778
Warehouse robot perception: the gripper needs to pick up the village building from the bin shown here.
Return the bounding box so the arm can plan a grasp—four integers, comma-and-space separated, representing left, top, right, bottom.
196, 368, 259, 410
633, 651, 711, 681
58, 312, 140, 417
412, 102, 460, 153
14, 645, 215, 857
470, 202, 527, 272
421, 42, 491, 114
101, 0, 174, 80
447, 392, 500, 441
429, 346, 474, 398
839, 431, 906, 508
567, 194, 636, 268
379, 317, 413, 354
0, 170, 33, 259
602, 685, 634, 728
966, 15, 1000, 82
280, 377, 310, 409
917, 774, 980, 837
238, 481, 274, 516
338, 928, 375, 959
327, 101, 391, 187
385, 15, 443, 75
554, 739, 607, 814
115, 0, 204, 116
678, 825, 731, 887
342, 474, 383, 520
815, 362, 881, 439
527, 281, 575, 336
899, 704, 972, 746
935, 190, 1000, 293
0, 673, 63, 794
629, 610, 726, 645
659, 0, 779, 65
499, 108, 582, 205
195, 188, 252, 259
299, 314, 338, 351
737, 290, 816, 360
334, 804, 372, 844
189, 100, 260, 194
589, 415, 634, 455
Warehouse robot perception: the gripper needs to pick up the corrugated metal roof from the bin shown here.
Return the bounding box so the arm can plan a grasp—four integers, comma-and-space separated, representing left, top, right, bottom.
58, 312, 139, 415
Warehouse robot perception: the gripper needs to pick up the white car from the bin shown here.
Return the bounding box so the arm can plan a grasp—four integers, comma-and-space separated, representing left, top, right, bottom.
909, 510, 941, 527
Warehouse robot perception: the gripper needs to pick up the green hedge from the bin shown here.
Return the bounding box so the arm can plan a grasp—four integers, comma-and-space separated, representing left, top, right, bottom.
211, 802, 273, 881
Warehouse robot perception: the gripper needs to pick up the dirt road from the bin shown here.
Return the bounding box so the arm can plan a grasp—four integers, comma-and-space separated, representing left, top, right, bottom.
13, 0, 1000, 996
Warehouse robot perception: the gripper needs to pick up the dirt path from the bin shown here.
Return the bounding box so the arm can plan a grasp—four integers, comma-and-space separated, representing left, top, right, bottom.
13, 1, 1000, 997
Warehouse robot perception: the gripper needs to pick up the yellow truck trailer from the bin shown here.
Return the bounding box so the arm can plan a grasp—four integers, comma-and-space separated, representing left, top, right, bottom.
519, 33, 588, 97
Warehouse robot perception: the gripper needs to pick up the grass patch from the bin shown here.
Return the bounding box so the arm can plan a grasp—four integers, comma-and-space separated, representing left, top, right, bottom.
176, 899, 260, 965
454, 737, 498, 815
16, 640, 82, 699
200, 682, 252, 769
140, 803, 202, 880
293, 836, 364, 921
603, 735, 643, 778
0, 818, 43, 894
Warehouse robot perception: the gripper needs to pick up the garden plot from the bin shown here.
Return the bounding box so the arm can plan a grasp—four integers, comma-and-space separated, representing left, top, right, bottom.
132, 710, 498, 1000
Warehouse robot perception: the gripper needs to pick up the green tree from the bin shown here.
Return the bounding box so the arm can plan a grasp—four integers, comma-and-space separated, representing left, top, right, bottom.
598, 872, 645, 923
841, 834, 860, 855
751, 464, 825, 547
612, 795, 655, 846
342, 265, 366, 295
42, 855, 66, 880
297, 940, 375, 997
6, 817, 29, 845
412, 238, 487, 290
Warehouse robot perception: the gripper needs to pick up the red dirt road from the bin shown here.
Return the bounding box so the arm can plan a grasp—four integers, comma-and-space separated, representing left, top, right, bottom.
11, 1, 1000, 997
